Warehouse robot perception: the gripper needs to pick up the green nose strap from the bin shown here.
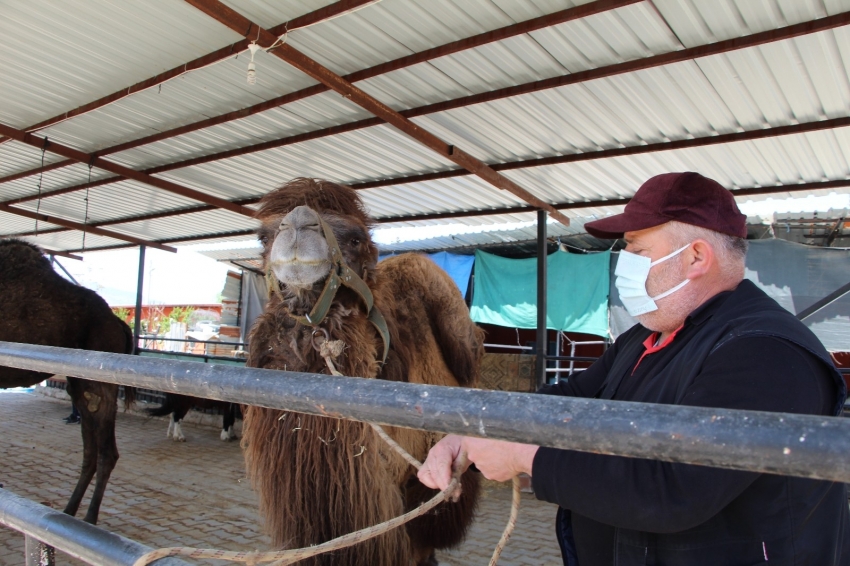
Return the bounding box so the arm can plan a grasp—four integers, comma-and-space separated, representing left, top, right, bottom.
292, 217, 390, 364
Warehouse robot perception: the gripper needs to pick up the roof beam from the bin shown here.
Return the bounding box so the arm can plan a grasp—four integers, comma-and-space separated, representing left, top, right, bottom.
47, 179, 850, 255
185, 0, 572, 225
351, 116, 850, 190
6, 8, 847, 205
372, 179, 850, 224
4, 197, 261, 239
63, 229, 258, 254
0, 0, 638, 190
6, 116, 850, 238
46, 249, 83, 261
0, 202, 176, 252
0, 123, 255, 217
0, 0, 379, 148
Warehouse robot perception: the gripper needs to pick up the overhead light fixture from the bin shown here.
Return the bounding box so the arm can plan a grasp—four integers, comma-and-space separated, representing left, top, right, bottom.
247, 42, 261, 85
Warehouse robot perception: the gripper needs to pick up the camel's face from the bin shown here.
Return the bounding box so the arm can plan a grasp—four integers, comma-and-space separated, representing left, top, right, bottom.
266, 205, 371, 290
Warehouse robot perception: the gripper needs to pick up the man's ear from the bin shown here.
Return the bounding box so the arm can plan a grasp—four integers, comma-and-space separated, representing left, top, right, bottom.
685, 239, 714, 280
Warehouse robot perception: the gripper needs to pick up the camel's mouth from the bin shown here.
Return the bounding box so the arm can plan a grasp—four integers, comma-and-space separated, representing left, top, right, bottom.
270, 258, 329, 268
269, 234, 333, 289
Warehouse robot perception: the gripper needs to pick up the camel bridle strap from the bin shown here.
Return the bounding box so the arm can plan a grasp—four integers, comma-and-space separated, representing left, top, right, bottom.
293, 217, 390, 363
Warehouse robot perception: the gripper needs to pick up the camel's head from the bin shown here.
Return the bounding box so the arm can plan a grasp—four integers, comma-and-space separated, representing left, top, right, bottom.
256, 178, 378, 292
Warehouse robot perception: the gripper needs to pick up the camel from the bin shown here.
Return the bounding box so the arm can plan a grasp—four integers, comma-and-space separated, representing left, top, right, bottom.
243, 178, 484, 566
0, 239, 135, 524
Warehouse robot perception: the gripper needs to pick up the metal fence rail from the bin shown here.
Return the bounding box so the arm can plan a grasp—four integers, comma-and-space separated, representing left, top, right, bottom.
2, 341, 850, 484
0, 489, 189, 566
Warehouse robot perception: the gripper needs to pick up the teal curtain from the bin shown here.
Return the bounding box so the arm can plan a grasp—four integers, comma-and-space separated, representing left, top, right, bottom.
470, 249, 610, 336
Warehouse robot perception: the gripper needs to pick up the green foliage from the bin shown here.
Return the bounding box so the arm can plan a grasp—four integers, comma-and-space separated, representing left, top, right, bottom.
169, 306, 195, 324
113, 307, 131, 322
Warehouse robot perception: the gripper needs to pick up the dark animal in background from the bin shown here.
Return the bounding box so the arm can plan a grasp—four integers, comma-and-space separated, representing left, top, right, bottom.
146, 393, 241, 441
0, 239, 135, 524
244, 178, 484, 566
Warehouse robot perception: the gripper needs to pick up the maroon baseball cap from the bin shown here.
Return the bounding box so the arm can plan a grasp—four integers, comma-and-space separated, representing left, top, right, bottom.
584, 172, 747, 239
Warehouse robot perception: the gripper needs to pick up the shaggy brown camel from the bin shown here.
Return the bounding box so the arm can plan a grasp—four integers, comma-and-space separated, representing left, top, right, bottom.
244, 178, 484, 566
0, 239, 135, 524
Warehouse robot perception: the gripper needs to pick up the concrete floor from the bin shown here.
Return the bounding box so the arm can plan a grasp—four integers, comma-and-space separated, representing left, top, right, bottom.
0, 390, 563, 565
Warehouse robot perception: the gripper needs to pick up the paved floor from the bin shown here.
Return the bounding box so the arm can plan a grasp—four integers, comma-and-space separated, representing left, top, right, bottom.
0, 390, 562, 565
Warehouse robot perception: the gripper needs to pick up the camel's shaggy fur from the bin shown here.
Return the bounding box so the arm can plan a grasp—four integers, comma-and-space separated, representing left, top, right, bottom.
0, 239, 135, 523
244, 178, 484, 566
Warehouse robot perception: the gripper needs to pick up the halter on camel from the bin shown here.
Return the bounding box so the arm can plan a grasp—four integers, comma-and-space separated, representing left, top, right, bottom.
285, 216, 391, 364
138, 218, 521, 566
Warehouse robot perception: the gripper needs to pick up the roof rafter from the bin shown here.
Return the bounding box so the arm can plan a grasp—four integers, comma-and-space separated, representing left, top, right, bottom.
0, 202, 177, 252
373, 179, 850, 223
53, 179, 850, 255
0, 0, 379, 148
0, 0, 639, 191
184, 0, 573, 226
351, 116, 850, 190
7, 116, 849, 240
6, 8, 848, 205
0, 123, 255, 218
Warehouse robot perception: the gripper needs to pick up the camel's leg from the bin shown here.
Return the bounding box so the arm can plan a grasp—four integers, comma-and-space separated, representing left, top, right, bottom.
63, 379, 98, 519
81, 384, 120, 524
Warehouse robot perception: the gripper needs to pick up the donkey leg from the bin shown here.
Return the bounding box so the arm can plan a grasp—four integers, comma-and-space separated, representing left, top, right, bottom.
220, 403, 237, 441
171, 418, 186, 442
63, 379, 98, 518
170, 398, 190, 442
81, 385, 120, 524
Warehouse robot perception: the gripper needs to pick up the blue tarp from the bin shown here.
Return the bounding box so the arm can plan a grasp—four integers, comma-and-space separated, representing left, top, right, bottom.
427, 252, 475, 297
470, 249, 610, 336
379, 252, 475, 297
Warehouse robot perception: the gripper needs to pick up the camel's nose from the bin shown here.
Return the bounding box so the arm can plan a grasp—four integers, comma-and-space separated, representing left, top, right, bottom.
281, 206, 320, 231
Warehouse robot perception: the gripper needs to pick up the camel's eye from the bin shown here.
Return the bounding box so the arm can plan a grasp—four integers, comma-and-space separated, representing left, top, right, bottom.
350, 237, 360, 246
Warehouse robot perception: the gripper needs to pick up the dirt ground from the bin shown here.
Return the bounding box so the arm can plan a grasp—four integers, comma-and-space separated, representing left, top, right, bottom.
0, 390, 563, 565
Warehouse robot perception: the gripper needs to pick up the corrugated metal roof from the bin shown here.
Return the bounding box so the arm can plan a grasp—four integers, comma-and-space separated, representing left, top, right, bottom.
1, 0, 849, 259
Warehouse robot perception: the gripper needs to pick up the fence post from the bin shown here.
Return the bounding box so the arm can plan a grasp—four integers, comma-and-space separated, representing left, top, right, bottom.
535, 209, 548, 389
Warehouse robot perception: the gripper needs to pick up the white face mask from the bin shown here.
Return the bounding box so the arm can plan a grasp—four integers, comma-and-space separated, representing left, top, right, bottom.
614, 243, 692, 317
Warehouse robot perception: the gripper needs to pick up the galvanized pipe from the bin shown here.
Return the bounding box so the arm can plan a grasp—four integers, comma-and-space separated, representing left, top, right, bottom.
0, 489, 189, 566
3, 342, 850, 484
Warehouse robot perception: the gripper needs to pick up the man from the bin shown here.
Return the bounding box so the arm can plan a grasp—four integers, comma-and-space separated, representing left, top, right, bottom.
419, 172, 850, 565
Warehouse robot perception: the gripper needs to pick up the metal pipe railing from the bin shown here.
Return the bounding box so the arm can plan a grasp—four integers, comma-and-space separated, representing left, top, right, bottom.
0, 488, 189, 566
3, 341, 850, 484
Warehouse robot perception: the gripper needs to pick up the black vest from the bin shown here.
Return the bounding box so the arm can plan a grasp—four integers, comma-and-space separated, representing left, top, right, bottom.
560, 280, 850, 566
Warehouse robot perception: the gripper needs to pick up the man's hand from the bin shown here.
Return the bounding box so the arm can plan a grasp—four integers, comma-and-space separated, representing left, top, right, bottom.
418, 434, 540, 490
418, 434, 467, 491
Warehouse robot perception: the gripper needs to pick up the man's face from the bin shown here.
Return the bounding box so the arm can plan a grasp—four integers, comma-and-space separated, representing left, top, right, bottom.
623, 224, 692, 332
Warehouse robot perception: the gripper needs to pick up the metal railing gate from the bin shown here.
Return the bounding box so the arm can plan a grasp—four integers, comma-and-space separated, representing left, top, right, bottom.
2, 341, 850, 564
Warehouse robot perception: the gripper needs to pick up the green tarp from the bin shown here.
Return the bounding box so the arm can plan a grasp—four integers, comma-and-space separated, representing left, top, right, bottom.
470, 249, 610, 336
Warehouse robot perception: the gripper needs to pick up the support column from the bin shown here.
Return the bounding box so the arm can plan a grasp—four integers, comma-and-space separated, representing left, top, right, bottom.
133, 246, 146, 354
535, 210, 548, 389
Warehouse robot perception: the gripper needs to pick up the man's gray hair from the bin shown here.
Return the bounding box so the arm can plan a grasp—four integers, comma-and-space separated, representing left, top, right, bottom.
664, 221, 748, 270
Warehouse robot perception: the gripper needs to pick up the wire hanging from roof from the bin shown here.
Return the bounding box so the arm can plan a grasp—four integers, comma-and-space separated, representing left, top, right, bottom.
82, 159, 93, 251
33, 137, 48, 236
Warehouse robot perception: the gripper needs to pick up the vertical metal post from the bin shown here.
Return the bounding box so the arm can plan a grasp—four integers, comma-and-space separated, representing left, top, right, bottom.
25, 534, 55, 566
133, 245, 146, 354
535, 209, 548, 389
554, 331, 562, 383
